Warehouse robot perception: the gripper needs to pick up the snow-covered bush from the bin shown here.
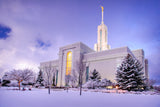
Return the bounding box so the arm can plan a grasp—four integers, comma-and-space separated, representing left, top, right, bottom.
83, 78, 113, 89
154, 86, 160, 92
99, 79, 113, 88
8, 81, 19, 87
83, 69, 112, 89
116, 54, 146, 91
83, 80, 97, 89
2, 73, 11, 86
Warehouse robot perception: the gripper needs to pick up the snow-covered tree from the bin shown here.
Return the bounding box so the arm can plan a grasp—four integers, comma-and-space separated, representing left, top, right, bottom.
90, 69, 101, 81
5, 69, 34, 90
42, 63, 56, 94
70, 69, 78, 87
65, 75, 71, 86
36, 70, 44, 86
68, 69, 78, 87
116, 54, 146, 91
76, 54, 85, 95
65, 69, 78, 88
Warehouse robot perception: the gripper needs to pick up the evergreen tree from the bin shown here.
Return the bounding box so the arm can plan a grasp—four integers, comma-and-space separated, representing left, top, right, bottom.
116, 54, 146, 91
90, 69, 101, 81
36, 70, 44, 86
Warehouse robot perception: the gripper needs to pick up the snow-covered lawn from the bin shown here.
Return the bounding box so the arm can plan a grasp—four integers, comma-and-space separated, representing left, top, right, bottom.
0, 87, 160, 107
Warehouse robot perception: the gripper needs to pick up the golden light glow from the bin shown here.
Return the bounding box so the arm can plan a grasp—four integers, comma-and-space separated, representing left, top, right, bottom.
66, 51, 72, 75
116, 86, 119, 89
101, 6, 104, 12
106, 86, 113, 89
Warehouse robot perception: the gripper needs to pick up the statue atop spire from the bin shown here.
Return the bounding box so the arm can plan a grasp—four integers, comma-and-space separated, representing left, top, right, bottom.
101, 6, 104, 24
101, 6, 104, 12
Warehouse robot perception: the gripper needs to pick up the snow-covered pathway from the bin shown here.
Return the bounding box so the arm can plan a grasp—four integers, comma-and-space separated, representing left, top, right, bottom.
0, 87, 160, 107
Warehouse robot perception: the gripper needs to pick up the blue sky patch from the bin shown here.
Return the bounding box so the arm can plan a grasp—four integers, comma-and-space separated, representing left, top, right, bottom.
36, 39, 51, 49
0, 24, 11, 39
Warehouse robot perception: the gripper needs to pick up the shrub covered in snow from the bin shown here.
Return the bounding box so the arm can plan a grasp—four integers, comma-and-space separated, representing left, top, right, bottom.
83, 69, 112, 89
8, 81, 19, 87
99, 79, 113, 88
154, 86, 160, 92
83, 79, 113, 89
83, 80, 98, 89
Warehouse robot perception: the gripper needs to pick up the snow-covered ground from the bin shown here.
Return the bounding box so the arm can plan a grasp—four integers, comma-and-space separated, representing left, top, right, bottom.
0, 87, 160, 107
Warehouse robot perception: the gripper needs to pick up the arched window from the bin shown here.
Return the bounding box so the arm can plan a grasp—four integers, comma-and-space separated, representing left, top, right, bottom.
66, 51, 72, 75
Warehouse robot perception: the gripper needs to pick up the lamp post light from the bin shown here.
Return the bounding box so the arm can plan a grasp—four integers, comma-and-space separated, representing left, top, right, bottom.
115, 85, 119, 93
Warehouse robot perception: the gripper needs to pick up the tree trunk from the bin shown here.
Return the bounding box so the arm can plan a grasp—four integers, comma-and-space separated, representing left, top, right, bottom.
79, 74, 82, 96
18, 81, 21, 90
80, 84, 82, 95
48, 85, 50, 94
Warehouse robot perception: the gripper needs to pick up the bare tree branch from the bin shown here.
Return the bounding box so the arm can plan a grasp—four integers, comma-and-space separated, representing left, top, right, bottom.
42, 62, 56, 94
76, 53, 85, 95
5, 69, 34, 90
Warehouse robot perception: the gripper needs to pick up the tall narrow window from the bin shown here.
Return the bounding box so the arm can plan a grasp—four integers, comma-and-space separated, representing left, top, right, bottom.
100, 30, 102, 51
86, 66, 89, 82
56, 70, 58, 86
66, 51, 72, 75
105, 30, 107, 42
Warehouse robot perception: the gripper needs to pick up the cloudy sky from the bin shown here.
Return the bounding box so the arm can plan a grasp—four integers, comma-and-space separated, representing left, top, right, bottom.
0, 0, 160, 83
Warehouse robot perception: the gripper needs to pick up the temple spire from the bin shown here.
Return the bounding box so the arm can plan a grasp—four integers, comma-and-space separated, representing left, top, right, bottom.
101, 6, 104, 24
94, 6, 110, 52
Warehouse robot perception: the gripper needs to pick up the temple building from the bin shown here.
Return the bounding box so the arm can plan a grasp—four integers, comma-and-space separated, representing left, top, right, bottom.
40, 6, 148, 87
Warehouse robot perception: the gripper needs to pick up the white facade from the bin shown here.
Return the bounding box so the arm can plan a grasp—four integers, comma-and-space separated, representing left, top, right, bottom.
40, 42, 148, 87
40, 6, 148, 87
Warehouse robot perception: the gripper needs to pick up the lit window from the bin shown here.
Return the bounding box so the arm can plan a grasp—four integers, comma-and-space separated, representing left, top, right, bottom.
66, 51, 72, 75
